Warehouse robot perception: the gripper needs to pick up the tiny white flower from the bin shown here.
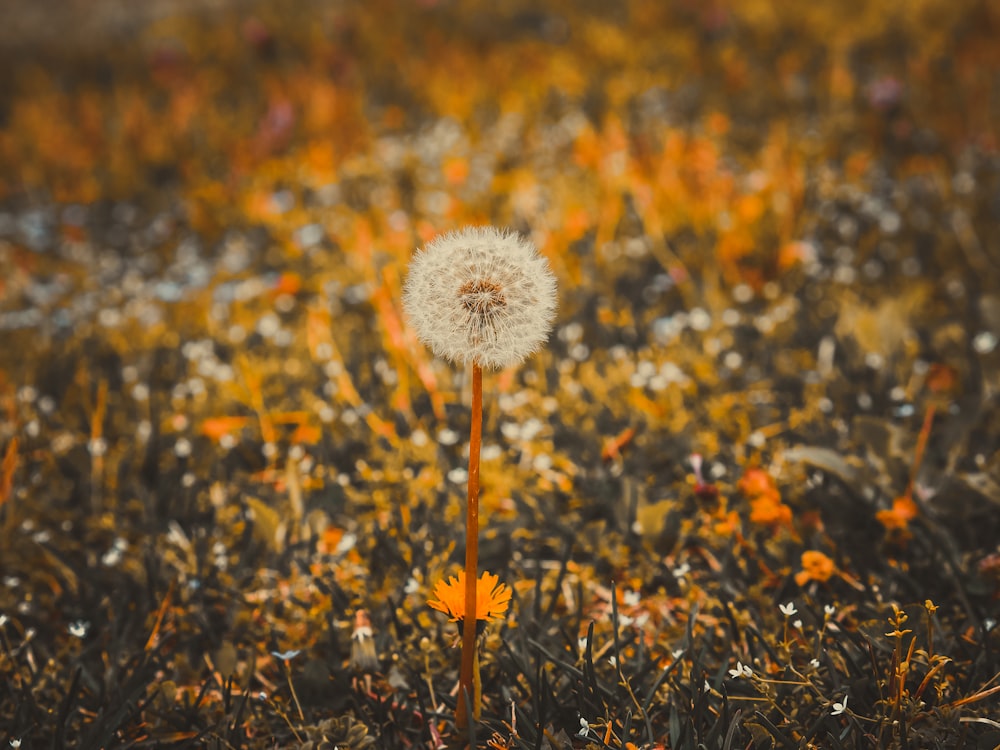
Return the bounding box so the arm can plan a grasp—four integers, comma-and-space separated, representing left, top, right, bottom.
618, 613, 635, 627
831, 695, 849, 715
11, 739, 22, 748
672, 562, 691, 578
672, 648, 685, 660
608, 655, 618, 667
793, 619, 803, 629
623, 590, 641, 607
578, 717, 593, 737
728, 661, 753, 679
68, 620, 89, 638
810, 658, 821, 668
403, 226, 558, 370
779, 602, 797, 617
824, 604, 836, 617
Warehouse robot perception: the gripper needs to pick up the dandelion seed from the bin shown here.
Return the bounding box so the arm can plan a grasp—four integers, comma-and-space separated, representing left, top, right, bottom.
831, 695, 849, 715
779, 602, 798, 617
402, 226, 557, 370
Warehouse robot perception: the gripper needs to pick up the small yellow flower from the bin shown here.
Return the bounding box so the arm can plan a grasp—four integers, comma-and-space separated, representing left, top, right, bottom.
428, 570, 511, 622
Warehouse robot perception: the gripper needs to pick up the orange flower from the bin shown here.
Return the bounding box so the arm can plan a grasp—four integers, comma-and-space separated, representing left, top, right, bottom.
738, 468, 781, 504
749, 495, 793, 527
795, 550, 836, 586
740, 468, 792, 528
428, 570, 511, 623
713, 509, 741, 536
876, 495, 918, 532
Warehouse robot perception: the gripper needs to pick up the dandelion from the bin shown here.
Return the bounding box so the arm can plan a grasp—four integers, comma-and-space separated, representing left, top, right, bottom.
831, 695, 849, 715
402, 226, 557, 370
404, 226, 556, 729
427, 570, 512, 623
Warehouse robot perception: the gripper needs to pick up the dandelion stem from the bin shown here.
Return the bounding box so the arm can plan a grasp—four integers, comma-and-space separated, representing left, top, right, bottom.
457, 362, 483, 729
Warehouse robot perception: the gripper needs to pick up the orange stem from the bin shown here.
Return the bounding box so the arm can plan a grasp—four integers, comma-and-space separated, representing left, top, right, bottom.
457, 362, 483, 730
904, 404, 936, 500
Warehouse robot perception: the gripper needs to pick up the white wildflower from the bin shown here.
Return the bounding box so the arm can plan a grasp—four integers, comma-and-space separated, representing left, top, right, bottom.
831, 695, 849, 715
728, 661, 753, 679
779, 602, 798, 617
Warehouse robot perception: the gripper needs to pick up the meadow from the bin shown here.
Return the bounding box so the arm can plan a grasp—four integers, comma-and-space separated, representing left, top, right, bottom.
1, 1, 998, 747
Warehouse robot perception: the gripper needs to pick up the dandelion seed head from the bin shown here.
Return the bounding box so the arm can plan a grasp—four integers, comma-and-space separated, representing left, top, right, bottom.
403, 226, 557, 369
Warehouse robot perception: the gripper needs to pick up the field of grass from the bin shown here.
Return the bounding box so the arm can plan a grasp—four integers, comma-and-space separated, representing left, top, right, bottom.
1, 1, 999, 747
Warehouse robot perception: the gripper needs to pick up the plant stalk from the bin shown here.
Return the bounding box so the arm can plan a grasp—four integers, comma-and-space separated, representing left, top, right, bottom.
457, 362, 483, 729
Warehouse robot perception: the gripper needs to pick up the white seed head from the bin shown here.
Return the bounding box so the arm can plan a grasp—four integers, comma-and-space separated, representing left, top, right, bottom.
402, 226, 557, 369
